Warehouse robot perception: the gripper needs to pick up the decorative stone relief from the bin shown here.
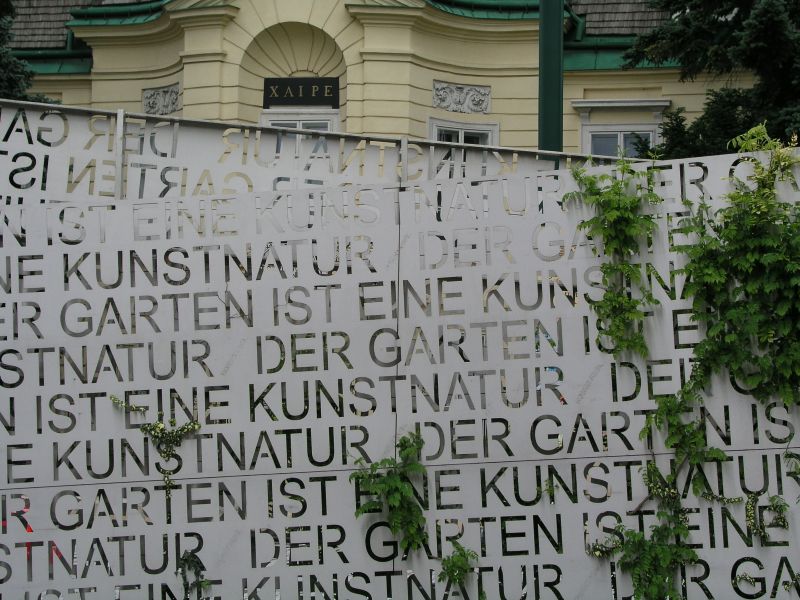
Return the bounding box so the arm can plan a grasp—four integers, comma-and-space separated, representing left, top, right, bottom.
142, 83, 181, 115
433, 80, 491, 114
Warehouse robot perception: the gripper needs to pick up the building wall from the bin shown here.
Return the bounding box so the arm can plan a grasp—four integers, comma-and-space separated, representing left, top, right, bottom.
27, 0, 754, 152
29, 75, 92, 106
563, 69, 756, 154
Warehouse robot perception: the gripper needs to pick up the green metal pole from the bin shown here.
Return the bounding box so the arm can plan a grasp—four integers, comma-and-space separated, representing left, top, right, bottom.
538, 0, 564, 151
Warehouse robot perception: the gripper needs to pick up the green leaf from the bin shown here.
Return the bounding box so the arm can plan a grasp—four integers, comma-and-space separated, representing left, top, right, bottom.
350, 433, 428, 552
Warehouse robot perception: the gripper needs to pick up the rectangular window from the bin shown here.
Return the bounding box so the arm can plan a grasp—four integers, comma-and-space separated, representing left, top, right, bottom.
582, 124, 657, 158
269, 120, 331, 131
260, 109, 339, 132
436, 127, 490, 145
590, 130, 653, 157
430, 118, 498, 145
572, 98, 670, 158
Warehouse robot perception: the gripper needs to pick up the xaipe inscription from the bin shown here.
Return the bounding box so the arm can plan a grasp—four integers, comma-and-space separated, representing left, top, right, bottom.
263, 77, 339, 109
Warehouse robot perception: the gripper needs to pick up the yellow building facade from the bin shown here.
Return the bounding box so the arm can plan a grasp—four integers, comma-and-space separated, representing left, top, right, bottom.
14, 0, 752, 154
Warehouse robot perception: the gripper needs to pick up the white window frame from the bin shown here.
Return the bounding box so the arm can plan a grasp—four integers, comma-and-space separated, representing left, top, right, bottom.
428, 117, 499, 145
583, 124, 659, 158
259, 107, 340, 132
571, 98, 671, 157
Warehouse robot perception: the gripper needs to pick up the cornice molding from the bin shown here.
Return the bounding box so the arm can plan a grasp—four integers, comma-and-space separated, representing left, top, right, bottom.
70, 14, 181, 46
69, 2, 236, 49
90, 60, 183, 78
180, 50, 227, 63
571, 98, 672, 124
360, 49, 537, 76
29, 74, 92, 83
166, 0, 231, 9
564, 69, 681, 79
348, 4, 539, 41
167, 4, 239, 28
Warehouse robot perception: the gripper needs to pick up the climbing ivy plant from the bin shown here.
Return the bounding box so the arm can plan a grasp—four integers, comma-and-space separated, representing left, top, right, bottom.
641, 366, 728, 479
745, 492, 790, 543
110, 395, 201, 497
350, 432, 428, 552
587, 462, 698, 600
786, 450, 800, 495
176, 550, 211, 600
583, 127, 798, 600
344, 128, 797, 599
438, 542, 485, 600
566, 155, 662, 356
679, 125, 800, 405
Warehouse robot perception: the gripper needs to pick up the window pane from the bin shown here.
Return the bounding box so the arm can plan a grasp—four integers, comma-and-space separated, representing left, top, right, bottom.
463, 131, 489, 145
301, 121, 330, 131
623, 132, 652, 157
437, 128, 459, 143
590, 133, 618, 157
262, 110, 340, 133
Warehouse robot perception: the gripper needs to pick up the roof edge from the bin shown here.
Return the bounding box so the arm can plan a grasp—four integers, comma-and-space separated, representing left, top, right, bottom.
67, 0, 171, 27
425, 0, 544, 19
564, 35, 679, 71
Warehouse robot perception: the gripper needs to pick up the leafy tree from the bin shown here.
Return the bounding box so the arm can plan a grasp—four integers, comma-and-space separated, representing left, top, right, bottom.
0, 2, 47, 101
625, 0, 800, 157
640, 89, 757, 158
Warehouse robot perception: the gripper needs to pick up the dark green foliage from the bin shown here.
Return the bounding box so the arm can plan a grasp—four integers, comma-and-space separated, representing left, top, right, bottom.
592, 263, 655, 357
678, 125, 800, 405
612, 125, 797, 597
566, 156, 662, 356
587, 127, 797, 599
625, 0, 800, 85
645, 126, 797, 504
641, 370, 728, 481
176, 550, 211, 600
350, 432, 428, 552
586, 463, 698, 600
542, 479, 558, 504
438, 542, 478, 586
625, 0, 800, 154
582, 127, 799, 598
0, 12, 47, 102
645, 90, 758, 159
